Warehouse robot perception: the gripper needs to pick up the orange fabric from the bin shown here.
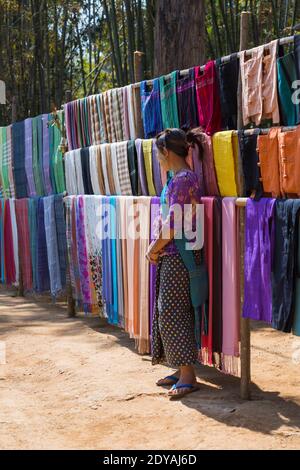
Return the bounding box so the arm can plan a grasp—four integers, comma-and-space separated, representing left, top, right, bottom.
257, 128, 281, 197
278, 125, 300, 196
240, 40, 280, 126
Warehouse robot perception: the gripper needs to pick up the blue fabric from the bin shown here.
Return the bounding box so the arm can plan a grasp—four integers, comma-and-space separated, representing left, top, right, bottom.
140, 78, 163, 138
110, 197, 118, 325
54, 194, 67, 290
12, 121, 28, 199
28, 198, 38, 291
36, 197, 50, 293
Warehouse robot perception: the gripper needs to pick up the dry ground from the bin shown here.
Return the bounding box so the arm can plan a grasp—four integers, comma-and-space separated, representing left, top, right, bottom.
0, 290, 300, 450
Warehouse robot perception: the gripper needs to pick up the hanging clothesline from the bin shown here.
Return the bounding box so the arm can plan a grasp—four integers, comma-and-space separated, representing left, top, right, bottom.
132, 35, 296, 89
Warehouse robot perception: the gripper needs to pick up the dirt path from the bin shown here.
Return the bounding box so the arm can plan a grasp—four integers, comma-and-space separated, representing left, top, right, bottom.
0, 290, 300, 450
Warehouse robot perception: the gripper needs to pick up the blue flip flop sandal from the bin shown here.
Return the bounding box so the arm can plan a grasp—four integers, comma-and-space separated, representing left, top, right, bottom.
168, 383, 199, 399
156, 375, 179, 387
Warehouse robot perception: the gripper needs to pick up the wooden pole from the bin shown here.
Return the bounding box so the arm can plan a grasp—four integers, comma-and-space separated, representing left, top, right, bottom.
134, 51, 144, 83
238, 11, 251, 400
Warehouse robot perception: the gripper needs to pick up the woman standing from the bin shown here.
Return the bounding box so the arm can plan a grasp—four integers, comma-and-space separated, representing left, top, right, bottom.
146, 128, 207, 400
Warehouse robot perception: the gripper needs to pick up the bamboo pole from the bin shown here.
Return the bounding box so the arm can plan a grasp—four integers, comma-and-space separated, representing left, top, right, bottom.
238, 12, 252, 401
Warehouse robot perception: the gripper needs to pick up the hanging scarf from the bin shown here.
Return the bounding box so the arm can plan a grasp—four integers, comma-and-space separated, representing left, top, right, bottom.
81, 147, 94, 195
4, 199, 16, 285
135, 139, 149, 196
32, 117, 44, 196
6, 126, 15, 198
140, 78, 163, 138
243, 198, 276, 323
195, 61, 222, 135
44, 195, 62, 297
115, 197, 125, 328
65, 196, 82, 306
28, 198, 38, 291
110, 143, 121, 195
100, 144, 111, 195
142, 139, 156, 196
84, 196, 103, 315
159, 71, 180, 129
221, 197, 240, 375
54, 194, 67, 290
64, 151, 77, 196
12, 121, 28, 199
24, 118, 37, 197
76, 196, 92, 313
89, 147, 101, 195
116, 142, 133, 196
36, 197, 50, 293
212, 131, 239, 197
151, 142, 163, 196
52, 110, 66, 194
41, 114, 53, 195
149, 197, 161, 349
127, 140, 139, 196
15, 199, 32, 292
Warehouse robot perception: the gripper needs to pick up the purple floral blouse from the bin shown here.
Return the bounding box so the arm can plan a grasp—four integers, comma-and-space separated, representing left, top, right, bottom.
153, 169, 202, 255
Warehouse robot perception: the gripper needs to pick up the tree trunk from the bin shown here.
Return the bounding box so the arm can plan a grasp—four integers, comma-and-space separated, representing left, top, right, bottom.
154, 0, 206, 76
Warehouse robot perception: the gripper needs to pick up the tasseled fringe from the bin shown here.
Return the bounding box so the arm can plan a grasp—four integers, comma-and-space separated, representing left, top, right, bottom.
135, 337, 150, 355
221, 354, 240, 377
198, 349, 240, 377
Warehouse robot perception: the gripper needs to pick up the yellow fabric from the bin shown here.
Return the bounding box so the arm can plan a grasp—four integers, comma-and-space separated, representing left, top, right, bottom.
142, 139, 156, 196
212, 131, 238, 197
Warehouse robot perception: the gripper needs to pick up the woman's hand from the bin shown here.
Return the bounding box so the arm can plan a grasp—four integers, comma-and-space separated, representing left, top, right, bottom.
146, 246, 160, 265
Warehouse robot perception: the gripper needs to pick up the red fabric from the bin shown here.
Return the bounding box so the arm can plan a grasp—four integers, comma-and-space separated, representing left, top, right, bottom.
4, 200, 16, 285
15, 199, 32, 291
195, 61, 222, 136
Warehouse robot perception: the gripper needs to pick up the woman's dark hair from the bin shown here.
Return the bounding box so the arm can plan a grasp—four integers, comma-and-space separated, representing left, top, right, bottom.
155, 128, 201, 159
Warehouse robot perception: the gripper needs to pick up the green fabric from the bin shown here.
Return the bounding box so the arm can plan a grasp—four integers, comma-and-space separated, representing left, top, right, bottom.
1, 127, 10, 197
277, 53, 298, 126
32, 116, 44, 196
159, 71, 179, 129
49, 114, 56, 193
53, 110, 66, 194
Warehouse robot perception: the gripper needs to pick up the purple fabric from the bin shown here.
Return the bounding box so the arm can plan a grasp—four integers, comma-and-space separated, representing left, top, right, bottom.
150, 197, 161, 346
243, 198, 276, 322
152, 144, 163, 196
42, 114, 53, 195
76, 196, 92, 313
135, 139, 149, 196
25, 118, 36, 197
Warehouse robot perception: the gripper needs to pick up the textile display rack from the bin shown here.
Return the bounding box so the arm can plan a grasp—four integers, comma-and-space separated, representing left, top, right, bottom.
0, 15, 296, 399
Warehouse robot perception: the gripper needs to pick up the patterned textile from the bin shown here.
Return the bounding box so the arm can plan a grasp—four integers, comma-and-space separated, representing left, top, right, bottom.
152, 253, 198, 367
116, 142, 132, 196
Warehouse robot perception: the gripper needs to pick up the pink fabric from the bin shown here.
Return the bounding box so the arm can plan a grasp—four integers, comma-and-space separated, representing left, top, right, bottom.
15, 199, 32, 291
4, 199, 16, 285
222, 198, 240, 360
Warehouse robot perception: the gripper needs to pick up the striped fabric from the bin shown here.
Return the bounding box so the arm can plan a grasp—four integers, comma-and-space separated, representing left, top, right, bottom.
116, 142, 133, 196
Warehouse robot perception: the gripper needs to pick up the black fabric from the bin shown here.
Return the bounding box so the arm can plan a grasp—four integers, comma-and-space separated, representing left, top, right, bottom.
127, 140, 138, 196
217, 54, 239, 130
80, 147, 93, 195
272, 200, 300, 333
176, 68, 198, 130
238, 129, 263, 200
